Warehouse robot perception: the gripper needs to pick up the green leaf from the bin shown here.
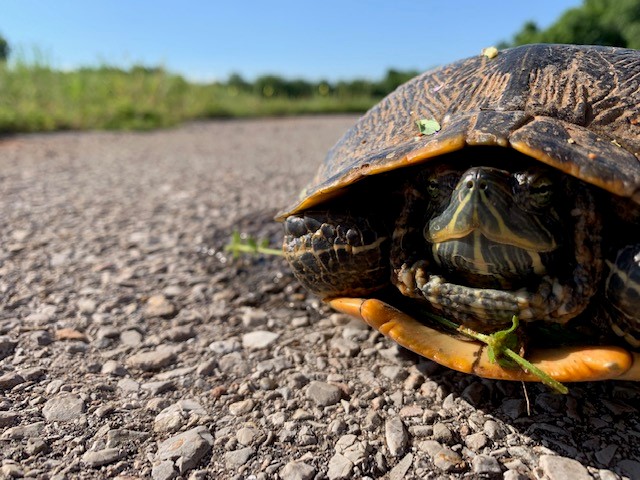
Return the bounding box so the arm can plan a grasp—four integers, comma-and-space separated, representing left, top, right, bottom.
416, 118, 441, 136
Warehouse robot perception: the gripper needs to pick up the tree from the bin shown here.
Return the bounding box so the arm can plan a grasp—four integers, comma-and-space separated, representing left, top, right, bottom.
502, 0, 640, 48
0, 32, 9, 61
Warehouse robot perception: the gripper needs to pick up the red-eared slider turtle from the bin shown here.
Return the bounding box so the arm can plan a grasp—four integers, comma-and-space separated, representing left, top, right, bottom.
279, 44, 640, 382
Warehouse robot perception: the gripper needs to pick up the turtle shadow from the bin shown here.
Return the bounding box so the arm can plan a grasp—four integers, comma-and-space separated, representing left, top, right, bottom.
412, 356, 640, 478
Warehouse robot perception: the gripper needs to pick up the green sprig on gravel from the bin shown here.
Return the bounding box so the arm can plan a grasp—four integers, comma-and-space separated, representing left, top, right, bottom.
225, 230, 283, 258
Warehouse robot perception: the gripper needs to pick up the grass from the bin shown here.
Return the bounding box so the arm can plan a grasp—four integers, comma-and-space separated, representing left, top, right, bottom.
0, 61, 377, 133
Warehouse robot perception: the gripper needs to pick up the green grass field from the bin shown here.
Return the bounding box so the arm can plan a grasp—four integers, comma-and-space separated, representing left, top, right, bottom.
0, 62, 377, 133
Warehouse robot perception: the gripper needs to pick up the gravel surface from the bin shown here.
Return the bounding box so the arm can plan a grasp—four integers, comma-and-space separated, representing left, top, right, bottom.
0, 116, 639, 479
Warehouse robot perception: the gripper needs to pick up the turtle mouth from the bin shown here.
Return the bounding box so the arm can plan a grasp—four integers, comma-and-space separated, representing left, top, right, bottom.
431, 232, 548, 289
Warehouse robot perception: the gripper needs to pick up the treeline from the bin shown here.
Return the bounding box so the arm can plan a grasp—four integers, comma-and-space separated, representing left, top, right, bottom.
225, 69, 420, 99
501, 0, 640, 48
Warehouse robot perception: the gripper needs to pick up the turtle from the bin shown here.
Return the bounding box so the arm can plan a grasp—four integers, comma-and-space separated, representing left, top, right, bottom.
278, 44, 640, 382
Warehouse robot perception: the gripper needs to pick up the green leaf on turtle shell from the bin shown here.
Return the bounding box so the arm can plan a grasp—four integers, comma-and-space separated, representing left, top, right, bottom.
416, 118, 441, 136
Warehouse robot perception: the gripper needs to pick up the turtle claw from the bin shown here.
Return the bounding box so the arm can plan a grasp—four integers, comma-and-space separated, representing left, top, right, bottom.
328, 297, 640, 382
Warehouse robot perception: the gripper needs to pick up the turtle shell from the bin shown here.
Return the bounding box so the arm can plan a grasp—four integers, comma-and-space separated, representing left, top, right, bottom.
279, 44, 640, 219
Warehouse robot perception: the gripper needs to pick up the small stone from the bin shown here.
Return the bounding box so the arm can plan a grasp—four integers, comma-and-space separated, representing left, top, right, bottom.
483, 419, 505, 440
102, 360, 127, 376
154, 400, 207, 433
32, 330, 53, 346
208, 338, 240, 354
196, 359, 217, 376
618, 459, 640, 479
0, 372, 25, 391
0, 464, 23, 478
224, 446, 255, 468
472, 454, 502, 475
389, 453, 413, 480
142, 380, 175, 395
162, 325, 195, 342
54, 328, 89, 342
380, 365, 408, 381
399, 405, 423, 418
0, 336, 17, 360
363, 410, 383, 430
19, 366, 46, 381
229, 399, 255, 416
26, 438, 50, 455
279, 460, 316, 480
78, 298, 97, 314
42, 393, 85, 422
465, 432, 489, 451
329, 337, 360, 357
106, 429, 150, 448
241, 330, 280, 349
433, 447, 464, 472
120, 329, 143, 346
152, 460, 178, 480
117, 378, 140, 393
335, 434, 370, 465
538, 455, 591, 480
306, 381, 342, 407
327, 453, 353, 480
127, 348, 176, 371
432, 422, 454, 445
0, 411, 19, 427
241, 308, 267, 327
82, 448, 123, 468
156, 426, 214, 474
385, 416, 409, 457
1, 422, 45, 439
236, 427, 261, 446
595, 445, 617, 466
500, 399, 526, 419
145, 294, 177, 318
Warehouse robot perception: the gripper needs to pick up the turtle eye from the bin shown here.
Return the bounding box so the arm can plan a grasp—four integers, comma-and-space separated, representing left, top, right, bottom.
426, 179, 440, 198
530, 179, 553, 207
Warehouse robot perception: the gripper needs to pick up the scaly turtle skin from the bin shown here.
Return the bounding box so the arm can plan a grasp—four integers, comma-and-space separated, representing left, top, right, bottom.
279, 44, 640, 382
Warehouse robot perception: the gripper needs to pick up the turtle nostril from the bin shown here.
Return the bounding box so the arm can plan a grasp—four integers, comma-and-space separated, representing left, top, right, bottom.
466, 180, 474, 189
479, 180, 488, 191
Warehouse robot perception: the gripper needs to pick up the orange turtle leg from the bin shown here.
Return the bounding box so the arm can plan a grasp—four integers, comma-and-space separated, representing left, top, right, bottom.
328, 297, 639, 382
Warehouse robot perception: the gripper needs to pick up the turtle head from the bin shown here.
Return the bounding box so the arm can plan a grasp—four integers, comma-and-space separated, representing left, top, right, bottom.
424, 165, 563, 288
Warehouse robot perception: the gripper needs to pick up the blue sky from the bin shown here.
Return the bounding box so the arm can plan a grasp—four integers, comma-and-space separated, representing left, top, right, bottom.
1, 1, 582, 82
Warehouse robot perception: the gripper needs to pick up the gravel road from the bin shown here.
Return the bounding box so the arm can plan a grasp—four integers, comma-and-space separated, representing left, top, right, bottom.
1, 116, 639, 479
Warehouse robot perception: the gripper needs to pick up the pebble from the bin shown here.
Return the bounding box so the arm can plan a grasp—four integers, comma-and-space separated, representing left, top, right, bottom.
327, 453, 353, 480
465, 432, 489, 451
241, 330, 280, 349
306, 381, 342, 407
224, 446, 255, 468
0, 372, 25, 391
385, 416, 409, 457
25, 438, 49, 455
77, 298, 97, 314
432, 422, 454, 444
472, 454, 502, 475
236, 427, 261, 446
102, 360, 127, 376
2, 422, 44, 439
241, 308, 267, 328
144, 294, 177, 318
54, 327, 89, 342
155, 426, 214, 474
154, 400, 207, 433
42, 393, 85, 422
120, 329, 143, 346
127, 348, 176, 371
335, 434, 369, 465
279, 461, 316, 480
483, 419, 505, 440
538, 455, 591, 480
329, 337, 360, 357
380, 365, 408, 381
82, 448, 124, 468
152, 460, 178, 480
0, 336, 17, 360
618, 459, 640, 479
229, 399, 255, 416
595, 445, 617, 466
0, 411, 19, 427
208, 338, 240, 354
388, 453, 413, 480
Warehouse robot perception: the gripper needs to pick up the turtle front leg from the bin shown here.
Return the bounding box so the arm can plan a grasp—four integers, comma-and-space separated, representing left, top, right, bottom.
283, 212, 390, 299
605, 244, 640, 347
